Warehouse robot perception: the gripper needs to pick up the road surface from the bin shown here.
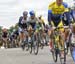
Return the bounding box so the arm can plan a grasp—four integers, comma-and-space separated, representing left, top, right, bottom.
0, 46, 74, 64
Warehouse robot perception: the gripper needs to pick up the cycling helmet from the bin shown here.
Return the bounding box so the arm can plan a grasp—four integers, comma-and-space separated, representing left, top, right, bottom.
29, 10, 35, 16
23, 11, 28, 16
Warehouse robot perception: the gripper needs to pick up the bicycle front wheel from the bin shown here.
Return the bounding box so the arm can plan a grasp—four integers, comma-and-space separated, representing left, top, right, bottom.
33, 35, 39, 55
52, 48, 58, 62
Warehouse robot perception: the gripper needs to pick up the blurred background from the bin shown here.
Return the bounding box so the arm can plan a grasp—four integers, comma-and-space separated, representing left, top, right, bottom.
0, 0, 74, 29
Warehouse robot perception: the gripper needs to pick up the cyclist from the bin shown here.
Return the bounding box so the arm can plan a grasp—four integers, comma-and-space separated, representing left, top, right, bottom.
10, 29, 19, 47
2, 28, 8, 38
38, 16, 45, 34
38, 15, 45, 27
38, 16, 50, 45
48, 0, 70, 52
18, 11, 28, 45
28, 10, 39, 31
48, 0, 70, 26
2, 28, 8, 48
28, 10, 40, 42
38, 15, 47, 46
38, 15, 46, 37
28, 10, 39, 29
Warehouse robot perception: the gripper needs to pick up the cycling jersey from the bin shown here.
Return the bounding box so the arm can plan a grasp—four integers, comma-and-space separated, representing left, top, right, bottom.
28, 17, 39, 29
2, 32, 8, 38
18, 16, 28, 29
48, 2, 68, 15
38, 17, 45, 27
48, 2, 70, 26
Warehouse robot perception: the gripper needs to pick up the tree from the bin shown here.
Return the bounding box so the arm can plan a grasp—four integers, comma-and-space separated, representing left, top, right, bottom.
14, 23, 18, 30
9, 26, 14, 33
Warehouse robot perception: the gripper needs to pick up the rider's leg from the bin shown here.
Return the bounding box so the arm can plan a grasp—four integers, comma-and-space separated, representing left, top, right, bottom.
19, 27, 23, 44
24, 31, 28, 43
48, 30, 53, 50
19, 32, 25, 46
59, 31, 65, 50
64, 29, 70, 47
28, 25, 33, 43
48, 12, 54, 50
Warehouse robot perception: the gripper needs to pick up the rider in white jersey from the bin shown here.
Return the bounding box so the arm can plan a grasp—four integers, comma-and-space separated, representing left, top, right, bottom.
18, 11, 29, 34
28, 10, 39, 30
18, 11, 29, 44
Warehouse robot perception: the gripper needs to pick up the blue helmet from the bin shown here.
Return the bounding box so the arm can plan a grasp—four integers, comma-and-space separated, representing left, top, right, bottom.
29, 10, 35, 16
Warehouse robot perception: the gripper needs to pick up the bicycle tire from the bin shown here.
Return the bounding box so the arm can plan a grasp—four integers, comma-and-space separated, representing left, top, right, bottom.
59, 49, 66, 64
52, 48, 58, 62
33, 34, 39, 55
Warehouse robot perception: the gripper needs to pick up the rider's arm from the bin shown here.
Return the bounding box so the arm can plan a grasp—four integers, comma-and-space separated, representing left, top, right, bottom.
48, 2, 54, 25
18, 16, 23, 28
48, 10, 52, 25
41, 18, 45, 27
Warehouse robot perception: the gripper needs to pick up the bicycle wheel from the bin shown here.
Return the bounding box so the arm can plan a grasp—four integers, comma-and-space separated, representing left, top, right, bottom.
40, 38, 44, 49
38, 37, 43, 49
59, 48, 66, 64
51, 32, 58, 62
21, 40, 25, 51
39, 32, 44, 49
28, 36, 32, 54
52, 39, 58, 62
65, 42, 69, 55
24, 38, 29, 51
28, 36, 33, 54
59, 44, 66, 64
33, 34, 39, 55
52, 48, 58, 62
25, 43, 29, 51
29, 42, 32, 54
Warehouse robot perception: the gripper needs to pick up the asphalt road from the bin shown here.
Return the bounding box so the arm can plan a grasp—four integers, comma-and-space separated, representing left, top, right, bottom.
0, 46, 74, 64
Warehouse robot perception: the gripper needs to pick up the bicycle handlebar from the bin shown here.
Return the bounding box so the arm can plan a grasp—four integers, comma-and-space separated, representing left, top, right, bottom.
52, 26, 69, 30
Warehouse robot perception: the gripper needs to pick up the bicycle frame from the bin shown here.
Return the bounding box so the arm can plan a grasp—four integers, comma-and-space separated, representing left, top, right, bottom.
51, 26, 67, 64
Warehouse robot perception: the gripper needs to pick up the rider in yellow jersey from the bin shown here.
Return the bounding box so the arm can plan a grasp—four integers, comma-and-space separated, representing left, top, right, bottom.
48, 0, 71, 51
48, 0, 70, 27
